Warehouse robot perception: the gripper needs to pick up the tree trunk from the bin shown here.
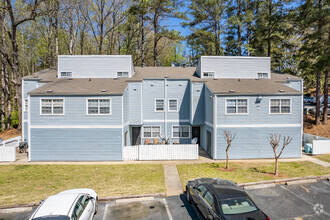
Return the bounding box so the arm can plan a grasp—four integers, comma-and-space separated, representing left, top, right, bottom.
237, 0, 241, 56
275, 157, 278, 176
141, 10, 145, 67
315, 71, 321, 125
226, 149, 229, 169
322, 70, 329, 124
267, 0, 272, 57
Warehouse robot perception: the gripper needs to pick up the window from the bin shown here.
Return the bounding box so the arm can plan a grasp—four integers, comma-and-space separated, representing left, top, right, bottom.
60, 72, 72, 77
270, 99, 291, 114
155, 99, 164, 112
143, 126, 160, 138
203, 72, 215, 78
226, 99, 248, 114
203, 191, 214, 207
87, 99, 111, 115
72, 202, 84, 220
197, 185, 207, 196
168, 99, 178, 111
257, 73, 268, 78
117, 72, 129, 78
41, 99, 64, 115
172, 125, 190, 138
24, 99, 28, 112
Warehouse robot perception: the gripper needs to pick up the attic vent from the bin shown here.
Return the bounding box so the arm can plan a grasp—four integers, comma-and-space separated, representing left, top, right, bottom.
68, 78, 73, 80
101, 90, 107, 92
238, 78, 241, 82
33, 74, 38, 78
229, 90, 235, 93
164, 75, 169, 78
47, 90, 53, 93
279, 89, 284, 93
287, 77, 291, 79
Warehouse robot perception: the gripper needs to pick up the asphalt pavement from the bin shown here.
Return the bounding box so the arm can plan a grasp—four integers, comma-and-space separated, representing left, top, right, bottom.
1, 180, 329, 220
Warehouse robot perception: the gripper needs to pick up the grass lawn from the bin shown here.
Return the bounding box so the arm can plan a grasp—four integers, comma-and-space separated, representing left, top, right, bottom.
0, 164, 164, 206
314, 154, 330, 163
177, 161, 330, 189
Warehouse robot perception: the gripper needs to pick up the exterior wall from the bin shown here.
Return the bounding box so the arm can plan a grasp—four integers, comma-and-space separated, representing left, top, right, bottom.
124, 125, 130, 146
288, 81, 302, 92
200, 56, 270, 79
30, 128, 122, 161
196, 59, 202, 77
123, 87, 129, 125
58, 55, 133, 78
167, 79, 190, 121
128, 83, 142, 125
204, 86, 214, 125
191, 83, 205, 125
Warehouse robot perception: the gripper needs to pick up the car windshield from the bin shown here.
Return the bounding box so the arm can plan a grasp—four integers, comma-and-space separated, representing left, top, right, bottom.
32, 215, 70, 220
219, 197, 258, 215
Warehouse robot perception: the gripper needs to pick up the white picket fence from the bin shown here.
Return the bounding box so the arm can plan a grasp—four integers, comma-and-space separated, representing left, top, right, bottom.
303, 133, 330, 155
0, 136, 21, 162
123, 144, 199, 161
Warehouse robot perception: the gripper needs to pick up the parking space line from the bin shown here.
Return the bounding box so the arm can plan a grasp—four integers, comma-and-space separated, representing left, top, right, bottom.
322, 181, 330, 186
162, 198, 173, 220
102, 203, 109, 220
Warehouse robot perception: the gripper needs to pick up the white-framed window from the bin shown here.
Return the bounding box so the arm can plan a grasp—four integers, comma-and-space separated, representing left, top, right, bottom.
172, 125, 190, 138
257, 73, 268, 78
117, 71, 129, 78
203, 71, 215, 78
168, 99, 178, 112
226, 99, 248, 114
87, 99, 111, 115
270, 99, 291, 114
60, 72, 72, 78
155, 99, 164, 112
40, 99, 64, 115
24, 99, 28, 112
143, 126, 160, 138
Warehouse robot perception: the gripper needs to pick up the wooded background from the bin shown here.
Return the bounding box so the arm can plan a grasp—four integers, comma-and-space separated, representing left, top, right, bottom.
0, 0, 329, 132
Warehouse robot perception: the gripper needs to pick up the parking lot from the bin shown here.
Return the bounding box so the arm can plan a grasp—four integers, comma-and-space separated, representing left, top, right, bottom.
1, 180, 329, 220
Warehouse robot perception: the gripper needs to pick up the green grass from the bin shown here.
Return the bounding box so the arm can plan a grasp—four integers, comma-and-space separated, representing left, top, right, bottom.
0, 164, 164, 206
314, 154, 330, 163
177, 161, 330, 189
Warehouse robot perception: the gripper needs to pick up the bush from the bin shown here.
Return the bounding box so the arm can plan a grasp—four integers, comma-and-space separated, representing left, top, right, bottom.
11, 110, 19, 129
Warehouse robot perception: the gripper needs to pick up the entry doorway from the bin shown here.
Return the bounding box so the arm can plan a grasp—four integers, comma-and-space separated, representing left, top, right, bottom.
206, 130, 212, 155
131, 127, 141, 146
192, 126, 200, 145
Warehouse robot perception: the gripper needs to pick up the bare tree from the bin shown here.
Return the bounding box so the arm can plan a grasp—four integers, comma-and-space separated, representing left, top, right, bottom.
267, 134, 292, 176
224, 130, 236, 170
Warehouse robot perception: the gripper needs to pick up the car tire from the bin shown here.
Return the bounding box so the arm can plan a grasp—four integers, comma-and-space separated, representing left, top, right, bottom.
186, 187, 191, 203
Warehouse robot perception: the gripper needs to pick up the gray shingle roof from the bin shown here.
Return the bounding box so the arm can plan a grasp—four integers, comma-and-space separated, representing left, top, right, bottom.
23, 68, 57, 82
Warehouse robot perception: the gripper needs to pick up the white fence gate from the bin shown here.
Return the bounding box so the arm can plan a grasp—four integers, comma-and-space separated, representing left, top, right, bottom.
303, 133, 330, 155
123, 144, 199, 161
0, 136, 21, 162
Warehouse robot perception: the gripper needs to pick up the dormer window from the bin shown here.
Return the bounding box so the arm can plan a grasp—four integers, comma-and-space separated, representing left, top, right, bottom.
117, 71, 129, 78
203, 71, 215, 78
257, 73, 268, 78
60, 72, 72, 78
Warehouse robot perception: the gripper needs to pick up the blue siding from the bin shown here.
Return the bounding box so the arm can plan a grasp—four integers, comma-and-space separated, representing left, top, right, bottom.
204, 86, 213, 124
123, 87, 129, 125
124, 125, 130, 146
30, 128, 122, 161
30, 95, 122, 126
192, 83, 205, 125
290, 81, 302, 92
128, 83, 142, 125
201, 124, 213, 155
23, 80, 38, 99
216, 95, 302, 125
23, 122, 28, 141
216, 127, 301, 159
167, 80, 190, 121
143, 80, 165, 121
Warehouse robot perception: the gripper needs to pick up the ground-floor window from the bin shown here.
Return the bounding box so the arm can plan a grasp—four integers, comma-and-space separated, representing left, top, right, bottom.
143, 126, 160, 138
172, 125, 190, 138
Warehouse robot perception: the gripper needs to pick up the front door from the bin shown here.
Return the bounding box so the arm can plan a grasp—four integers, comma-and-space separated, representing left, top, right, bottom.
131, 127, 141, 145
192, 126, 200, 144
206, 130, 211, 155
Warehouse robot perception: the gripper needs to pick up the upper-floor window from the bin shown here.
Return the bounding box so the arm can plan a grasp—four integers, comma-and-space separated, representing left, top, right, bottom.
203, 71, 215, 78
41, 99, 64, 115
270, 99, 291, 114
155, 99, 164, 112
60, 72, 72, 78
226, 99, 248, 114
172, 125, 190, 138
143, 126, 160, 138
117, 72, 129, 78
257, 73, 268, 78
168, 99, 178, 112
87, 99, 111, 115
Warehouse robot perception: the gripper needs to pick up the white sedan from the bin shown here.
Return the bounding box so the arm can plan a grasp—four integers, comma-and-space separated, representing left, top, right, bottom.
29, 188, 98, 220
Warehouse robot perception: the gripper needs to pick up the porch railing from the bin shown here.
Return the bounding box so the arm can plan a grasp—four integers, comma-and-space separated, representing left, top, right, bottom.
123, 144, 199, 161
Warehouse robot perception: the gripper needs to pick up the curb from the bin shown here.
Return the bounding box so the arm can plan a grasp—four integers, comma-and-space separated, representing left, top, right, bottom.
286, 179, 317, 185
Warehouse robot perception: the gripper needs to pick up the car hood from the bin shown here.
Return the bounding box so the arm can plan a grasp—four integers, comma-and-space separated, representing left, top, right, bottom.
223, 210, 267, 220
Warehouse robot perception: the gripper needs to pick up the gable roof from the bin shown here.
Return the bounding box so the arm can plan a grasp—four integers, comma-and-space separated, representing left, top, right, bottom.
23, 68, 57, 82
132, 67, 202, 81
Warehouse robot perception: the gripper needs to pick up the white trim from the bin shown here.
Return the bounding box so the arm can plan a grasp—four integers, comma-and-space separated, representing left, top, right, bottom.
225, 98, 249, 115
121, 95, 124, 161
143, 119, 190, 123
28, 95, 31, 161
23, 120, 28, 122
190, 82, 193, 124
168, 98, 178, 112
86, 98, 112, 115
213, 95, 217, 159
154, 98, 165, 112
40, 98, 65, 116
172, 125, 191, 139
205, 121, 213, 127
142, 125, 161, 138
141, 83, 143, 124
216, 124, 301, 128
269, 98, 292, 114
22, 79, 25, 141
30, 125, 123, 129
